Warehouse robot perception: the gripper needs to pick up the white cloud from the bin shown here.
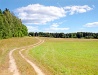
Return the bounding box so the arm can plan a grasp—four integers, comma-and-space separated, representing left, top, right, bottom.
45, 23, 69, 32
15, 4, 93, 25
15, 4, 66, 24
84, 22, 98, 27
27, 26, 38, 32
50, 27, 69, 31
51, 23, 59, 27
64, 5, 93, 15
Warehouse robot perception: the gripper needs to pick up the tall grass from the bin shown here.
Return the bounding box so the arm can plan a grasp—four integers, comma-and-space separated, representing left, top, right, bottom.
29, 38, 98, 75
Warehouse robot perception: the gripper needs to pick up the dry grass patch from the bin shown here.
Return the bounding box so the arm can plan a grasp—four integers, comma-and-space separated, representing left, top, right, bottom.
13, 50, 37, 75
0, 37, 38, 74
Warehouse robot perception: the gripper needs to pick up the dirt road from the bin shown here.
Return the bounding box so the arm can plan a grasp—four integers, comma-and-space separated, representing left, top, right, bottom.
9, 37, 45, 75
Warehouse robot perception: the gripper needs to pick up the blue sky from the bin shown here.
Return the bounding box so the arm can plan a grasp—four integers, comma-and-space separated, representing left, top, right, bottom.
0, 0, 98, 33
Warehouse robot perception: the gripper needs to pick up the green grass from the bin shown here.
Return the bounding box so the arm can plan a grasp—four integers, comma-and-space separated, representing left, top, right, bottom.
29, 38, 98, 75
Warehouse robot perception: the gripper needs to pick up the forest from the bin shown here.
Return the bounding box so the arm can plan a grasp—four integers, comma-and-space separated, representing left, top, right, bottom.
29, 32, 98, 39
0, 8, 28, 39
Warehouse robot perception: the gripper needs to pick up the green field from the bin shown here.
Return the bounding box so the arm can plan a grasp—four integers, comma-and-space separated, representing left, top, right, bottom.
29, 38, 98, 75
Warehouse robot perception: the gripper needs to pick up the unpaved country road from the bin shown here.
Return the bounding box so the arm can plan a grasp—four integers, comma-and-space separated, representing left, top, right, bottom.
9, 48, 20, 75
9, 37, 45, 75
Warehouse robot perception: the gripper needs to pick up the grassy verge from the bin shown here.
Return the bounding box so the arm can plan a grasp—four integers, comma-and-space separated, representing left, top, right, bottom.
13, 49, 37, 75
29, 38, 98, 75
0, 37, 38, 74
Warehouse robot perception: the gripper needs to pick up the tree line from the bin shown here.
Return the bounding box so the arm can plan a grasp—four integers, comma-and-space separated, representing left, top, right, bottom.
0, 8, 28, 39
29, 32, 98, 39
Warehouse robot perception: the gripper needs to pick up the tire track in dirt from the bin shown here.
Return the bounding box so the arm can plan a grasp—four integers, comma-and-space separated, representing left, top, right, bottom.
9, 37, 45, 75
9, 48, 20, 75
19, 40, 45, 75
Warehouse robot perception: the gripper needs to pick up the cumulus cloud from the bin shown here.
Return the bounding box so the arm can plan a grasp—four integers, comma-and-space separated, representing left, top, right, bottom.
50, 27, 69, 31
84, 22, 98, 27
51, 23, 59, 28
27, 26, 38, 32
45, 23, 69, 32
15, 4, 66, 24
15, 4, 93, 25
64, 5, 93, 15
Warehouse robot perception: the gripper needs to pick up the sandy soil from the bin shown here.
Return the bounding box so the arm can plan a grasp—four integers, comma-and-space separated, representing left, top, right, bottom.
9, 48, 20, 75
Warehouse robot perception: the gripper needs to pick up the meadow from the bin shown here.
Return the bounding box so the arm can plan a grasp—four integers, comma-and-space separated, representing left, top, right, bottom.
29, 38, 98, 75
0, 37, 98, 75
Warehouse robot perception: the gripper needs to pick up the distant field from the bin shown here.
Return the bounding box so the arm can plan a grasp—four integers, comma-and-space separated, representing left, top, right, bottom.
29, 38, 98, 75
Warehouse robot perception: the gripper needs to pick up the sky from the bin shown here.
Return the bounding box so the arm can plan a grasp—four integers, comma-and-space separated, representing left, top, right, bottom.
0, 0, 98, 33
